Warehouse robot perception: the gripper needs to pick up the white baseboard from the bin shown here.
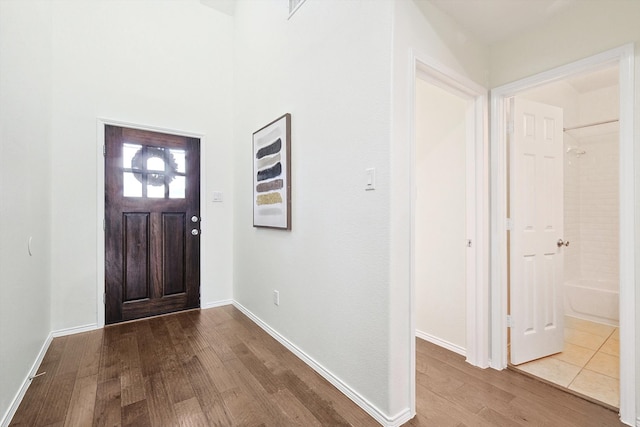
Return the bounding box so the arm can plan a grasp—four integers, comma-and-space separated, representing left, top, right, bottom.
232, 301, 411, 427
51, 323, 98, 338
1, 332, 53, 427
201, 299, 233, 309
416, 329, 466, 357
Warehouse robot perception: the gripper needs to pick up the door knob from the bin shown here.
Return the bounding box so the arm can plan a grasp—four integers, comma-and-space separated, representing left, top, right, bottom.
557, 239, 570, 247
191, 229, 199, 236
191, 215, 199, 223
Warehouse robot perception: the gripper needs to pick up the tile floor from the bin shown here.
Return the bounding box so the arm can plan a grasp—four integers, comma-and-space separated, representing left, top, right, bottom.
513, 316, 619, 408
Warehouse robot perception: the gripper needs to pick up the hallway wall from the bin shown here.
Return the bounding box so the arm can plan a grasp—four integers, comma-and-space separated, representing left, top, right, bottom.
232, 0, 395, 419
0, 1, 53, 421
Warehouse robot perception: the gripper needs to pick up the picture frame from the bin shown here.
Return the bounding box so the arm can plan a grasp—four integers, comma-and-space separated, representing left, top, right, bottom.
253, 113, 291, 229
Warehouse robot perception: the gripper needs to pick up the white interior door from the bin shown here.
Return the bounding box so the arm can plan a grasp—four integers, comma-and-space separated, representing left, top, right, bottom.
510, 97, 565, 365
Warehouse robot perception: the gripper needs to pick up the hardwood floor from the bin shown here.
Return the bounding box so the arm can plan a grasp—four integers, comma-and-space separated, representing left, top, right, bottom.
407, 339, 622, 426
10, 306, 622, 426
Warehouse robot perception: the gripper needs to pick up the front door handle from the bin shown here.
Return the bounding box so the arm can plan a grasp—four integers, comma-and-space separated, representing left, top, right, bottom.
191, 229, 199, 236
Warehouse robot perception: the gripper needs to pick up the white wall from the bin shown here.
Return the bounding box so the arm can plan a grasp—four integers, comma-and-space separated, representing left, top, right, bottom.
48, 0, 235, 330
414, 79, 467, 351
489, 1, 640, 420
232, 0, 396, 420
0, 0, 53, 421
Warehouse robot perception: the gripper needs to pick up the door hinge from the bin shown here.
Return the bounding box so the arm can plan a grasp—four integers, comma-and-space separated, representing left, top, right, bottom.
103, 219, 106, 231
467, 239, 472, 248
507, 314, 513, 328
103, 145, 106, 156
506, 218, 513, 230
103, 292, 106, 305
507, 121, 515, 135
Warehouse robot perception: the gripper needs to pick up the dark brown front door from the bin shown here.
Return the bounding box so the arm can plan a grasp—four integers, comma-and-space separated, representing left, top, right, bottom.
105, 125, 200, 324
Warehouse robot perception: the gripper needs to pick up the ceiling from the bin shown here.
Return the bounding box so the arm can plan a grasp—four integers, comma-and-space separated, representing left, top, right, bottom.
565, 66, 619, 93
418, 0, 618, 91
420, 0, 577, 45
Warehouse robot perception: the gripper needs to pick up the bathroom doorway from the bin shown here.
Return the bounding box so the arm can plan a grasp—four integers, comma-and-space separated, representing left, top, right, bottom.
506, 66, 621, 408
490, 45, 635, 424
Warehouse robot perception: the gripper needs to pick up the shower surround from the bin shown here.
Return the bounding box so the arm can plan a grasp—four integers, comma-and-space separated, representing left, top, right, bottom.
563, 120, 619, 326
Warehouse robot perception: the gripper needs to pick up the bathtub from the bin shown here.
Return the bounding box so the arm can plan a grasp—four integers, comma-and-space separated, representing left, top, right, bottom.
564, 279, 619, 326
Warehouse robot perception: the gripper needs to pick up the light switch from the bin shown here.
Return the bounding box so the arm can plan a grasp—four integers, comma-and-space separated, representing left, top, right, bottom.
365, 168, 376, 191
212, 191, 223, 202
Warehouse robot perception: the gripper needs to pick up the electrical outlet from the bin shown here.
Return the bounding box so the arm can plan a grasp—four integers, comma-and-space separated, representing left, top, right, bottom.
273, 290, 280, 306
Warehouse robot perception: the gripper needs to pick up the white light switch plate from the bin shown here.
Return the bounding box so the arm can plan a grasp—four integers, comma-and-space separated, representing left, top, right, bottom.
365, 168, 376, 191
212, 191, 223, 202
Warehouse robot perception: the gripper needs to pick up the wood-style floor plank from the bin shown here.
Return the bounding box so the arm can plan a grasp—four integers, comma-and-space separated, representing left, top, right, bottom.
10, 307, 623, 426
63, 374, 98, 427
122, 399, 151, 427
144, 372, 179, 426
118, 333, 146, 407
92, 377, 121, 427
182, 354, 234, 426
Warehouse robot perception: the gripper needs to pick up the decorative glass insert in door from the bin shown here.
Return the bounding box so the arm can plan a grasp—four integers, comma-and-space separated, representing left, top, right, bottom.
122, 143, 186, 198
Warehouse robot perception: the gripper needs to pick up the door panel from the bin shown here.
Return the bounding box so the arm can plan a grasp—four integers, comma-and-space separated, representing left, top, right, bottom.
510, 97, 564, 365
105, 125, 200, 324
162, 212, 186, 295
123, 212, 150, 301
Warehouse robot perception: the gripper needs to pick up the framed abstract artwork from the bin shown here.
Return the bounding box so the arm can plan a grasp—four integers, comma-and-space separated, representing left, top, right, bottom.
253, 113, 291, 229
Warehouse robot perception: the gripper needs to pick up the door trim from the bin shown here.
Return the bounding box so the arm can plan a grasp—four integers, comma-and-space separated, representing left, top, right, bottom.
489, 44, 635, 424
95, 118, 206, 328
409, 49, 489, 415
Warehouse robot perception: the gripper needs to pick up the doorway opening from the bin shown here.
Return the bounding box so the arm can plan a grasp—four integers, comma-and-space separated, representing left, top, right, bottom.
490, 45, 635, 424
414, 77, 469, 356
409, 52, 489, 415
507, 66, 621, 409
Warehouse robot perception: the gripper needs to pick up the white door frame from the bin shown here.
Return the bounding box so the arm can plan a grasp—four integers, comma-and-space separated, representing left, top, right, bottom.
409, 49, 490, 413
490, 44, 635, 424
95, 118, 207, 328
